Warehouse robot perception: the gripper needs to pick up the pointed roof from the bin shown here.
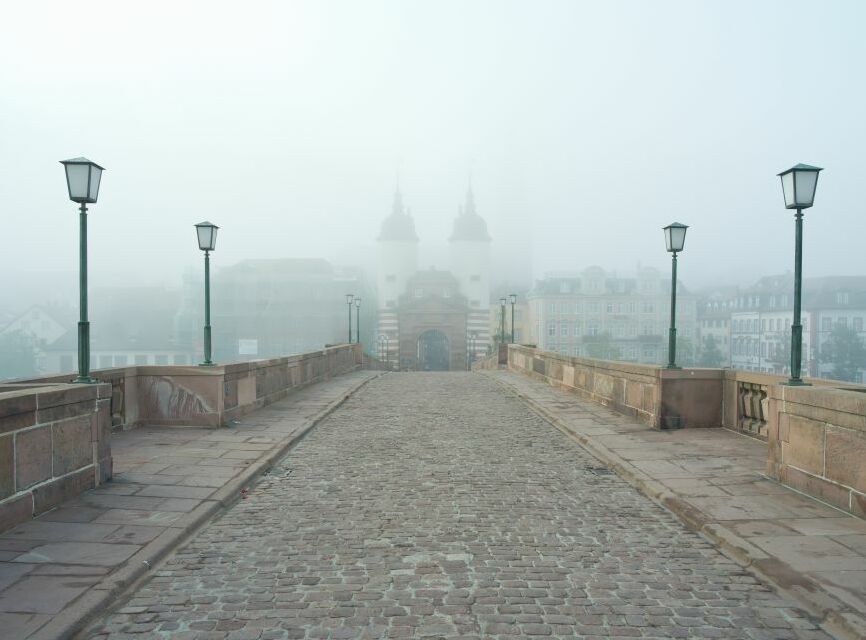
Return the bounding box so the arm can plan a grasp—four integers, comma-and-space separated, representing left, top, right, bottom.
449, 185, 491, 242
378, 187, 419, 242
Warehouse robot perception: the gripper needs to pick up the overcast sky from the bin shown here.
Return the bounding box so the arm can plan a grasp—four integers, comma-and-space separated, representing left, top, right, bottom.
1, 0, 864, 305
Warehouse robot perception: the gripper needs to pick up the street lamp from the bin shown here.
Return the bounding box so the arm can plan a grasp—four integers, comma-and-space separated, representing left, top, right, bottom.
509, 293, 517, 344
354, 297, 362, 345
499, 297, 507, 343
345, 294, 354, 343
778, 163, 823, 385
60, 157, 105, 384
663, 222, 688, 369
195, 221, 219, 366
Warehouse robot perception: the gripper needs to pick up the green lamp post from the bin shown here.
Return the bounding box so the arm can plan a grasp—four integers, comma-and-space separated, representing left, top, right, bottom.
60, 157, 104, 384
354, 297, 362, 345
345, 294, 354, 343
195, 221, 219, 366
509, 293, 517, 343
778, 163, 823, 385
663, 222, 688, 369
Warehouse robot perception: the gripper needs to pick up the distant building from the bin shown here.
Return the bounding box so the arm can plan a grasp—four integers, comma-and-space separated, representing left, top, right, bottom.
728, 275, 866, 380
696, 291, 736, 367
175, 259, 372, 362
43, 287, 189, 374
376, 186, 491, 370
526, 267, 698, 365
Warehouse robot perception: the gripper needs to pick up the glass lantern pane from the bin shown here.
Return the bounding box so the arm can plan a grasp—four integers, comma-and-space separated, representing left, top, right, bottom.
65, 164, 90, 200
794, 171, 818, 207
664, 228, 673, 252
781, 172, 795, 208
197, 225, 216, 250
88, 165, 102, 202
671, 227, 687, 251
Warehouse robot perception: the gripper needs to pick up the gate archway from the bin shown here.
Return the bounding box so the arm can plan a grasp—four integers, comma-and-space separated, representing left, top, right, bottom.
417, 329, 450, 371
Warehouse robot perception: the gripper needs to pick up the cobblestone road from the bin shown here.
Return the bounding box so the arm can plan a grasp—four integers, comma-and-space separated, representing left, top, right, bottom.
86, 373, 832, 639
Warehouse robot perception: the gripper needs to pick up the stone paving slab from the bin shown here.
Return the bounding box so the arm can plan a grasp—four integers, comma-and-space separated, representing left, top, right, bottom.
0, 370, 379, 640
484, 369, 866, 640
83, 372, 840, 640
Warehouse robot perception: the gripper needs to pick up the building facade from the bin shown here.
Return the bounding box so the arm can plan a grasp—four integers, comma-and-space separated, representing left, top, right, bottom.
526, 267, 697, 365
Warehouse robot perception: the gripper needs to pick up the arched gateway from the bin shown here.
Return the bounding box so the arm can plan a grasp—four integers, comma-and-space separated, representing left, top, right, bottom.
417, 329, 450, 371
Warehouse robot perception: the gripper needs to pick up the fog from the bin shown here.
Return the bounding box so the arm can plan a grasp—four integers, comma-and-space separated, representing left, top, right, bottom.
2, 1, 865, 376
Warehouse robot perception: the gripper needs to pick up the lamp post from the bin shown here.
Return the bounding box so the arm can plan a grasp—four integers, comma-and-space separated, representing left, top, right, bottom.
195, 221, 219, 366
345, 294, 354, 343
663, 222, 688, 369
778, 163, 823, 385
60, 157, 104, 384
354, 297, 362, 345
509, 293, 517, 344
499, 297, 506, 344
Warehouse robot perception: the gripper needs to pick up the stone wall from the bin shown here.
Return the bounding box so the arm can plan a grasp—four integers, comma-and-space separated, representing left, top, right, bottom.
506, 345, 722, 429
23, 344, 362, 429
767, 384, 866, 517
0, 382, 112, 533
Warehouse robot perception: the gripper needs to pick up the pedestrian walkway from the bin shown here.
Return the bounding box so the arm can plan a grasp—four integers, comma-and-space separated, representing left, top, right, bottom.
483, 368, 866, 640
0, 369, 380, 640
84, 372, 838, 639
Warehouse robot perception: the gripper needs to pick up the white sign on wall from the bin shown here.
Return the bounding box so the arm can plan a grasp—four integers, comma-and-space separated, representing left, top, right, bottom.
238, 339, 258, 356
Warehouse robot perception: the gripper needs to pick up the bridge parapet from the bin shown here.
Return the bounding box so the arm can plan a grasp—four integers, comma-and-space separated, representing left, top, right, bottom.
0, 343, 361, 534
498, 344, 866, 518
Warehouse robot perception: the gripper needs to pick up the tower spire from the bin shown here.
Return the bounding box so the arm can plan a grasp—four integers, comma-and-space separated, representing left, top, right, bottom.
463, 180, 476, 217
392, 184, 405, 216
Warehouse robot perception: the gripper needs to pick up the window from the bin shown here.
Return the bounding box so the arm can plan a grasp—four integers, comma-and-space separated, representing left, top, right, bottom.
573, 321, 582, 336
135, 355, 148, 365
386, 300, 396, 308
587, 302, 599, 313
443, 289, 451, 298
606, 303, 614, 313
837, 292, 850, 305
837, 317, 848, 328
822, 317, 832, 331
560, 322, 569, 337
559, 282, 571, 293
548, 303, 556, 313
173, 355, 188, 365
641, 302, 655, 313
114, 355, 128, 367
855, 317, 863, 332
155, 355, 169, 365
588, 323, 599, 336
548, 322, 556, 337
414, 289, 423, 298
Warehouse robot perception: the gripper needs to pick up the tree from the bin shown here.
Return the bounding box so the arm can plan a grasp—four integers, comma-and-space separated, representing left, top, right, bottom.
819, 325, 866, 382
697, 334, 724, 368
767, 330, 792, 375
0, 331, 39, 380
676, 336, 698, 367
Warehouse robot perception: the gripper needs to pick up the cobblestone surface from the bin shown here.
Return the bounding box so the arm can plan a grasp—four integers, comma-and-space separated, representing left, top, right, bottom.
85, 373, 833, 639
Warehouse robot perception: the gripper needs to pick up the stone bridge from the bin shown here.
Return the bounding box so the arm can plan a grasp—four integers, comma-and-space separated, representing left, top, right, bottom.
0, 346, 864, 639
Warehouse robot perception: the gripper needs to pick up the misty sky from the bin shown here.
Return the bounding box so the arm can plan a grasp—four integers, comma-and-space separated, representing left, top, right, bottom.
1, 0, 865, 306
